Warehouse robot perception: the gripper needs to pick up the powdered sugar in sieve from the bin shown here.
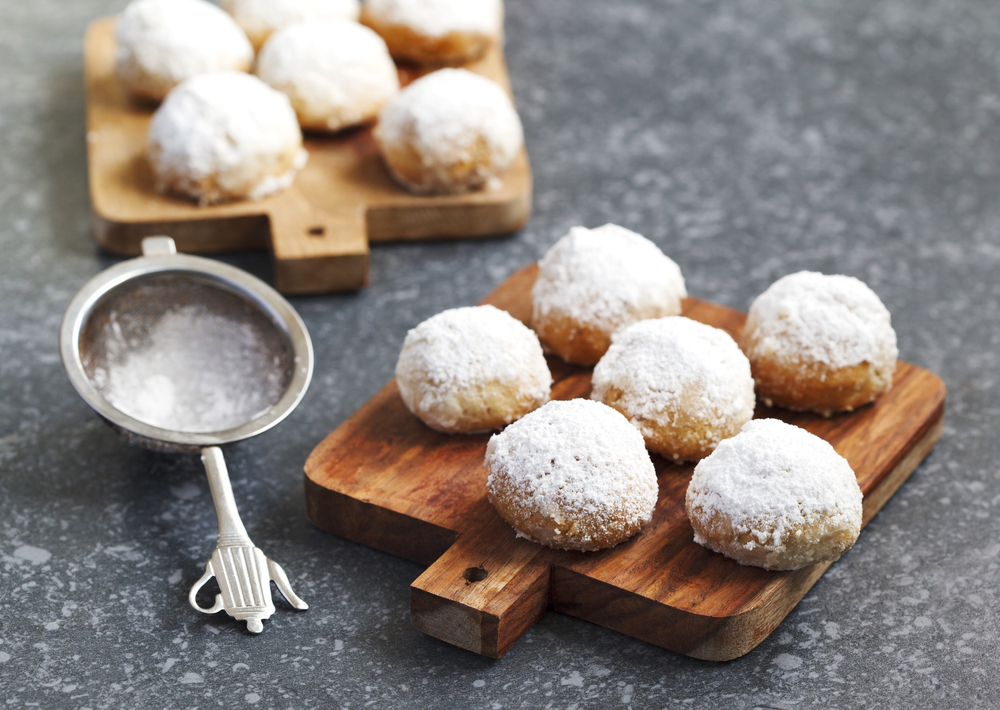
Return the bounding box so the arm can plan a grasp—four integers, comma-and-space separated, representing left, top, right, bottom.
79, 273, 293, 434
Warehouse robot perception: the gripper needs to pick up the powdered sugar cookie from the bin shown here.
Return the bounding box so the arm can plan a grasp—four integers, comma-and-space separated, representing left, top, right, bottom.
222, 0, 361, 50
486, 399, 658, 551
147, 72, 307, 205
592, 317, 755, 462
374, 68, 523, 194
361, 0, 504, 65
741, 271, 898, 416
685, 418, 863, 571
395, 305, 551, 433
116, 0, 253, 102
531, 224, 687, 365
256, 21, 399, 132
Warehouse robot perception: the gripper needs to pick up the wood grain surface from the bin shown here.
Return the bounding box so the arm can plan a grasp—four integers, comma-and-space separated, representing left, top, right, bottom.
304, 264, 947, 660
83, 17, 533, 295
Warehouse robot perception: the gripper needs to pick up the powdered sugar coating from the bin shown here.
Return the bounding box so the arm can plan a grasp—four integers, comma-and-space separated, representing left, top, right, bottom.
743, 271, 898, 370
147, 72, 306, 205
395, 305, 551, 433
363, 0, 503, 38
532, 224, 687, 336
592, 317, 755, 459
116, 0, 254, 101
374, 68, 524, 193
256, 21, 399, 132
223, 0, 361, 49
486, 399, 658, 551
685, 418, 863, 571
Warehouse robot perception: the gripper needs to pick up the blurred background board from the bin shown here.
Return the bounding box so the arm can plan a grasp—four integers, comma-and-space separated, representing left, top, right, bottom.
84, 17, 533, 295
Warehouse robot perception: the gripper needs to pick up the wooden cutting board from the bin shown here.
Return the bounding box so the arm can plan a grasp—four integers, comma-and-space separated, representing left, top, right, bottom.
304, 264, 946, 661
83, 17, 532, 295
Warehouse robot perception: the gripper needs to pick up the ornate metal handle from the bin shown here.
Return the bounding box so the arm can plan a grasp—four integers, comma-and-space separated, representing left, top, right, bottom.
188, 447, 307, 633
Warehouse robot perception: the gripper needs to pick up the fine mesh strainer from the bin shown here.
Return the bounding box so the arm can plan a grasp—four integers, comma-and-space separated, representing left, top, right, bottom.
60, 237, 313, 633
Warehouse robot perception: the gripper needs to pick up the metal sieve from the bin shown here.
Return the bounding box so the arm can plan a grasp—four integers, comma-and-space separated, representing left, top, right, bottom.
60, 237, 314, 633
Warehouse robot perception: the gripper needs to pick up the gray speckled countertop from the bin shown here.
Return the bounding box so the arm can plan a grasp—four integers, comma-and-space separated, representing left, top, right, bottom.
3, 0, 1000, 707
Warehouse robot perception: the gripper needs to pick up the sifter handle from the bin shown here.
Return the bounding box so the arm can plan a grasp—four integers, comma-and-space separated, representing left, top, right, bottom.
202, 446, 250, 542
189, 446, 308, 633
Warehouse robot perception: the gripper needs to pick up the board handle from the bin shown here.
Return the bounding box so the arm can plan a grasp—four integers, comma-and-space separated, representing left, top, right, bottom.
267, 191, 370, 294
410, 505, 550, 658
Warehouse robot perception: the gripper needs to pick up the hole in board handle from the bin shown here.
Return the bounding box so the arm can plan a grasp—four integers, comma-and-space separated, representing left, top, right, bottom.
307, 226, 325, 237
463, 566, 488, 584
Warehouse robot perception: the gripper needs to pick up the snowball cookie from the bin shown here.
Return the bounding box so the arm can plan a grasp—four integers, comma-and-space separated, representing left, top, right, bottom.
222, 0, 361, 50
374, 68, 523, 194
741, 271, 898, 416
395, 305, 552, 434
592, 317, 755, 462
256, 21, 399, 132
685, 419, 863, 571
116, 0, 254, 102
361, 0, 504, 65
486, 399, 658, 551
531, 224, 687, 366
147, 72, 307, 205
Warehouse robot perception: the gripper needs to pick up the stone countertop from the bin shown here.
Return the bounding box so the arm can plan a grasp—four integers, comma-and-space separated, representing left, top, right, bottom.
2, 0, 999, 707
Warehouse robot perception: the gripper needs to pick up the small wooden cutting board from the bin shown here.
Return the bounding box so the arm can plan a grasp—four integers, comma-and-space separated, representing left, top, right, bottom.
83, 17, 532, 295
304, 264, 946, 660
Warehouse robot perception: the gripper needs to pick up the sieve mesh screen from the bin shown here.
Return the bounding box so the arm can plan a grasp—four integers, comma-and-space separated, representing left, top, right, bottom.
79, 273, 294, 434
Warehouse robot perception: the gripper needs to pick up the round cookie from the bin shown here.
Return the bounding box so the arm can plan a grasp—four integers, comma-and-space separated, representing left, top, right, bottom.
741, 271, 898, 416
361, 0, 504, 65
147, 72, 307, 205
116, 0, 254, 102
395, 305, 551, 434
486, 399, 658, 552
591, 317, 755, 462
374, 68, 524, 194
531, 224, 687, 366
256, 21, 399, 132
222, 0, 361, 50
685, 418, 863, 571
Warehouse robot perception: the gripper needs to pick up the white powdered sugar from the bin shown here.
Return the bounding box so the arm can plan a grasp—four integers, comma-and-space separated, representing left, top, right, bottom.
223, 0, 361, 47
591, 317, 755, 442
147, 72, 306, 204
395, 305, 551, 432
375, 68, 523, 180
743, 271, 898, 370
685, 418, 863, 570
363, 0, 503, 38
116, 0, 253, 99
485, 399, 658, 549
256, 21, 399, 131
532, 224, 687, 335
87, 304, 288, 434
